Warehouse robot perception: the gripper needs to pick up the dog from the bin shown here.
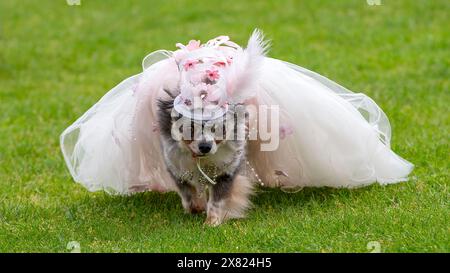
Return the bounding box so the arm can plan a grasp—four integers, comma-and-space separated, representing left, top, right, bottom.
157, 95, 253, 226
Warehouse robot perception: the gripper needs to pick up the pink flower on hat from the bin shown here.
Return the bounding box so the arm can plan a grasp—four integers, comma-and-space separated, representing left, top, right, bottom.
206, 68, 220, 81
186, 40, 201, 51
213, 61, 226, 67
183, 59, 199, 71
176, 40, 201, 51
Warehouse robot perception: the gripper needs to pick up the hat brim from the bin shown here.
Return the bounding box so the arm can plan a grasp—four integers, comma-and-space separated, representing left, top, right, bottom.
173, 95, 228, 121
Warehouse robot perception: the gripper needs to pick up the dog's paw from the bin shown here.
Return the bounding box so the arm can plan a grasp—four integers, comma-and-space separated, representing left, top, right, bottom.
204, 214, 223, 227
183, 198, 206, 214
189, 203, 206, 214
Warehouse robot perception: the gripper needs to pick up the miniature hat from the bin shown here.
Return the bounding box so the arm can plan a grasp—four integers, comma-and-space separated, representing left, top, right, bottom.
172, 30, 267, 120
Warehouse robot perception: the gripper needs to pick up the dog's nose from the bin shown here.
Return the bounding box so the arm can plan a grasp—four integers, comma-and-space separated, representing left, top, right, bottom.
198, 142, 212, 154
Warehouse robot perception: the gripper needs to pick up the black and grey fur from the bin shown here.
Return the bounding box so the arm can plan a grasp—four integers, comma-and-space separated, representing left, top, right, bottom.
157, 97, 253, 226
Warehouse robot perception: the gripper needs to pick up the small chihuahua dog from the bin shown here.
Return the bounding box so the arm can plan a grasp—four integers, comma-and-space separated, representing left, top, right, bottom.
157, 97, 253, 226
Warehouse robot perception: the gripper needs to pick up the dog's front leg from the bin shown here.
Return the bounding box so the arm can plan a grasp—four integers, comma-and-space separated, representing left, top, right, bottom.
205, 174, 234, 226
176, 181, 207, 214
205, 174, 253, 226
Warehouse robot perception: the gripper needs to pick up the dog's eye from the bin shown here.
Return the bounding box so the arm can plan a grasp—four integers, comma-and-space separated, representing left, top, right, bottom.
210, 126, 215, 133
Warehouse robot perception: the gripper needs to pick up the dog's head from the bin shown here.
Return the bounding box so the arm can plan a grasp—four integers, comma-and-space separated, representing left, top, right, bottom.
158, 98, 248, 158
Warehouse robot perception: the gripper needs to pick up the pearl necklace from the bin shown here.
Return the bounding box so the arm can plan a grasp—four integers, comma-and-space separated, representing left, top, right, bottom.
178, 159, 265, 188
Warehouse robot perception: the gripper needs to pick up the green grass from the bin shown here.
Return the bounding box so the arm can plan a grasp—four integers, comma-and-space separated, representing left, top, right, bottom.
0, 0, 448, 252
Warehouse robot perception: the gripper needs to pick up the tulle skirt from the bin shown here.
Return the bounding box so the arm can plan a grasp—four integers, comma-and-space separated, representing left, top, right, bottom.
248, 58, 413, 189
60, 52, 178, 194
60, 53, 413, 194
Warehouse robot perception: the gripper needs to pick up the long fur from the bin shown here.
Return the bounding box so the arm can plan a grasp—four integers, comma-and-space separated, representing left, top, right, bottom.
223, 175, 254, 219
226, 29, 270, 103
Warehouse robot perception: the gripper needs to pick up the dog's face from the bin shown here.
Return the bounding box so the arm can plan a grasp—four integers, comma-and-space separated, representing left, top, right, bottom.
180, 119, 219, 157
172, 114, 238, 157
158, 98, 247, 158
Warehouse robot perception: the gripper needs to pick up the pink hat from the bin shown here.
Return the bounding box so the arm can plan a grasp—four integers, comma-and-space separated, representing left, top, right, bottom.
172, 30, 268, 120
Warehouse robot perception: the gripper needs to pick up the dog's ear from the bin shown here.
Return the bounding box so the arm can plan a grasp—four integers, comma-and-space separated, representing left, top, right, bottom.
162, 88, 178, 99
157, 98, 177, 137
157, 97, 174, 113
157, 97, 183, 125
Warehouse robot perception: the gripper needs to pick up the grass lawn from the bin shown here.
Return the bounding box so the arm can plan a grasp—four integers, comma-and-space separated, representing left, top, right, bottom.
0, 0, 448, 252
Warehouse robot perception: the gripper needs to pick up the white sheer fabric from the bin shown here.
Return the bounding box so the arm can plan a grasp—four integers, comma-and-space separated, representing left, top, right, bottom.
60, 51, 178, 194
60, 52, 413, 194
248, 58, 413, 189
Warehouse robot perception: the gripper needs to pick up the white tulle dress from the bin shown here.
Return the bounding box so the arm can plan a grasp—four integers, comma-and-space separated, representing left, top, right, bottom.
60, 31, 413, 195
